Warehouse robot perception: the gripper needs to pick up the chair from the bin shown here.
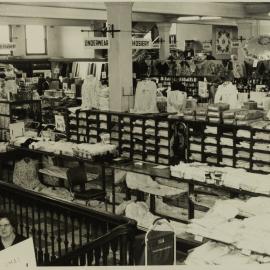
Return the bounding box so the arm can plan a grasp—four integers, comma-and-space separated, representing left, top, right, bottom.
66, 166, 106, 202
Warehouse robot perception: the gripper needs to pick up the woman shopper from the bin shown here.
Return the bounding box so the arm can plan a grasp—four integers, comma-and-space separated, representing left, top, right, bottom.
0, 211, 26, 251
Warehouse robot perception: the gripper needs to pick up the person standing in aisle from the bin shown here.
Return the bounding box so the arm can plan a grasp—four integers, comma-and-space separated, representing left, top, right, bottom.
37, 74, 46, 96
0, 211, 26, 251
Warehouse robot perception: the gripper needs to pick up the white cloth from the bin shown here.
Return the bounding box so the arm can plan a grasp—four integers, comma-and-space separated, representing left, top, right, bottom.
134, 80, 158, 113
214, 82, 238, 109
167, 90, 187, 113
81, 75, 99, 109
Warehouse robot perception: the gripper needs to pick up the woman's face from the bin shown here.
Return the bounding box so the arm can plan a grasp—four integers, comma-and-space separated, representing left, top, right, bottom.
0, 218, 14, 238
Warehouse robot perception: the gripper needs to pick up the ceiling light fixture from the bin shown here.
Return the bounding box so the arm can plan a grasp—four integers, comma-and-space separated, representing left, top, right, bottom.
201, 16, 222, 20
177, 16, 200, 21
177, 16, 222, 21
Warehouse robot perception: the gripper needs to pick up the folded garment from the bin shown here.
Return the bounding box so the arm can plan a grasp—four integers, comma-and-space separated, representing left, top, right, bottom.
236, 160, 250, 169
184, 115, 196, 121
190, 153, 202, 162
220, 137, 233, 146
196, 116, 208, 121
223, 119, 236, 125
237, 129, 251, 138
209, 118, 221, 124
208, 103, 230, 112
254, 132, 270, 141
222, 109, 245, 119
205, 126, 218, 134
190, 144, 201, 152
205, 146, 217, 153
235, 110, 265, 121
221, 148, 233, 156
207, 111, 221, 118
204, 137, 217, 144
254, 142, 270, 151
253, 152, 270, 162
250, 120, 269, 129
236, 150, 250, 158
184, 108, 196, 115
220, 158, 233, 167
196, 107, 208, 116
236, 119, 263, 126
242, 100, 258, 110
253, 163, 270, 173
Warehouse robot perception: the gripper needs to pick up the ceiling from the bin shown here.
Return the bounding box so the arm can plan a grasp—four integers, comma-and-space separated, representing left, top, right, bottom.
0, 2, 270, 26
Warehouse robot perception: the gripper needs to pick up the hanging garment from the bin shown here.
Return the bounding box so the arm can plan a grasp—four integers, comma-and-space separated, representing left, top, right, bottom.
167, 90, 187, 113
134, 80, 158, 113
214, 82, 239, 109
13, 158, 41, 190
81, 75, 99, 109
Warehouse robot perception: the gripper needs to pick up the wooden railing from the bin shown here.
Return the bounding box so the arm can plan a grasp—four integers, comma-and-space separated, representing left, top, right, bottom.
0, 181, 137, 266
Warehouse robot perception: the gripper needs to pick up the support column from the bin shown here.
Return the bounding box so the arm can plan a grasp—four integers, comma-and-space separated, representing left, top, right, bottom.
157, 22, 171, 60
106, 2, 134, 112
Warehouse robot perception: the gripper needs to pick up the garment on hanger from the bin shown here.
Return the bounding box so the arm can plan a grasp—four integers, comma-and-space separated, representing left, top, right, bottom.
81, 75, 99, 109
214, 82, 239, 109
13, 158, 41, 190
167, 90, 187, 113
133, 80, 158, 113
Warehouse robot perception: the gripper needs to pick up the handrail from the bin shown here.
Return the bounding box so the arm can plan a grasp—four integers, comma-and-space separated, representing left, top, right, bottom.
0, 180, 136, 266
48, 220, 137, 266
0, 181, 131, 225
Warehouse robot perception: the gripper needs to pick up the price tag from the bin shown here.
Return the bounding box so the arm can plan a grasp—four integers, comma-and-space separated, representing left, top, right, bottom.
133, 73, 136, 79
241, 249, 251, 256
101, 71, 107, 79
195, 235, 203, 242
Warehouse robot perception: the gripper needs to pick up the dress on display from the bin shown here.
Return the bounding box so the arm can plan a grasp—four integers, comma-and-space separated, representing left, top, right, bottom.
134, 80, 158, 113
214, 82, 239, 109
81, 75, 99, 109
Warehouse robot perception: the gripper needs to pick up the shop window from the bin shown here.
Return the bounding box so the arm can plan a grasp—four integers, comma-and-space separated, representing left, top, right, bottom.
0, 25, 12, 55
25, 25, 47, 55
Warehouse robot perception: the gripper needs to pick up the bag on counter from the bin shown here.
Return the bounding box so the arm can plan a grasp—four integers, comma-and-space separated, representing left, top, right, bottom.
235, 110, 265, 121
208, 103, 230, 112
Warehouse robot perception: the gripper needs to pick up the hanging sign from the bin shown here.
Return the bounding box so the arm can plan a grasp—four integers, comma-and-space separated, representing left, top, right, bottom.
0, 43, 16, 51
231, 40, 240, 48
84, 37, 161, 50
84, 38, 110, 49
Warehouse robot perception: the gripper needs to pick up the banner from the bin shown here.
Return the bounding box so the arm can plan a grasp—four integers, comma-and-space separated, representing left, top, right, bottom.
0, 43, 15, 51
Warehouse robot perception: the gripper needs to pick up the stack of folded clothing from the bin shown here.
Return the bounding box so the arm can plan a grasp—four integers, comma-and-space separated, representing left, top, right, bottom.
195, 107, 208, 121
235, 110, 265, 126
207, 103, 230, 123
183, 108, 196, 121
222, 109, 244, 125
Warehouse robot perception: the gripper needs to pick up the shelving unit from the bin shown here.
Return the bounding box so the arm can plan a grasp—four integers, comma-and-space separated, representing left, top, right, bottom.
107, 160, 270, 222
66, 109, 184, 165
186, 120, 270, 174
0, 99, 42, 141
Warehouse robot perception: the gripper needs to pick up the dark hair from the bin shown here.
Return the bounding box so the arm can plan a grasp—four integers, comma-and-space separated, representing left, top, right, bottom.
0, 211, 17, 229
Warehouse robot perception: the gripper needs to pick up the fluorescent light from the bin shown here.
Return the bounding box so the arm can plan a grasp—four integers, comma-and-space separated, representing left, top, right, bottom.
177, 16, 200, 21
201, 16, 222, 20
